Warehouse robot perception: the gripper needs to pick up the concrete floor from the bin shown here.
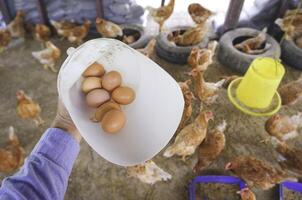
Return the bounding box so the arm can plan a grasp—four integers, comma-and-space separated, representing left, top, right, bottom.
0, 38, 301, 200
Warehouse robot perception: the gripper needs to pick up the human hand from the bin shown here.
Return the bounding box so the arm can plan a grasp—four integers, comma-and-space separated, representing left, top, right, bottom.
51, 99, 82, 143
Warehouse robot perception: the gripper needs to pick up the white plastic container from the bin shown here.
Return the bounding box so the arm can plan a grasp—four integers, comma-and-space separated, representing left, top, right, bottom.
58, 38, 184, 166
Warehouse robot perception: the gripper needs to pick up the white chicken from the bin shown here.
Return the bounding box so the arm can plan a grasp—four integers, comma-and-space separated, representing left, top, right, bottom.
127, 160, 171, 185
164, 111, 213, 160
32, 41, 61, 73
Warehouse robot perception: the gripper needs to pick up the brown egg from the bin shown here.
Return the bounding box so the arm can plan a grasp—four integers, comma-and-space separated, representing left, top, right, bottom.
81, 77, 102, 93
83, 62, 105, 77
86, 89, 110, 108
112, 86, 135, 105
101, 109, 126, 133
101, 71, 122, 91
94, 101, 121, 122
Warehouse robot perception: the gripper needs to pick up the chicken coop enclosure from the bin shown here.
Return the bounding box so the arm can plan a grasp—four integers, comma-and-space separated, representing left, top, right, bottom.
0, 0, 302, 200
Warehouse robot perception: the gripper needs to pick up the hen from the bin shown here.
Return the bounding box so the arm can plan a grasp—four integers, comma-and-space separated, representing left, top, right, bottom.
295, 35, 302, 48
221, 75, 240, 89
0, 29, 11, 52
127, 160, 171, 185
271, 138, 302, 175
264, 113, 302, 142
146, 0, 175, 32
95, 18, 123, 38
7, 11, 25, 38
188, 41, 217, 72
122, 35, 136, 45
171, 25, 207, 46
16, 90, 44, 126
67, 20, 91, 44
0, 126, 25, 173
34, 24, 51, 45
193, 120, 227, 173
239, 188, 256, 200
278, 76, 302, 106
177, 80, 195, 130
163, 111, 213, 160
32, 41, 61, 73
225, 156, 296, 190
275, 9, 302, 39
192, 70, 225, 104
188, 3, 214, 25
137, 39, 156, 58
50, 20, 75, 39
235, 28, 270, 55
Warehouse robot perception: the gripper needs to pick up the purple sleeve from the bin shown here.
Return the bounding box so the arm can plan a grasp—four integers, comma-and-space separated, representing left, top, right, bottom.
0, 128, 80, 200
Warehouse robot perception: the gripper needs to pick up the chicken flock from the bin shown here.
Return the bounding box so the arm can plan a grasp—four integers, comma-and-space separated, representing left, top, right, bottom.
0, 2, 302, 200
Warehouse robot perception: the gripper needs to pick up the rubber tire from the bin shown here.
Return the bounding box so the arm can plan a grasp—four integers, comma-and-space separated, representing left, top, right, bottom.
217, 28, 281, 74
155, 26, 209, 64
120, 24, 150, 49
281, 39, 302, 70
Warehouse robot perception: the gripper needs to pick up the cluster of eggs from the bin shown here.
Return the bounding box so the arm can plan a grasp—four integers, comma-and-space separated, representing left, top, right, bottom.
82, 62, 135, 133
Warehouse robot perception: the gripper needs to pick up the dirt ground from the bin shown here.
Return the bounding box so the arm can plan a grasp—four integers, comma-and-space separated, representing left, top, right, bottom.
0, 38, 301, 200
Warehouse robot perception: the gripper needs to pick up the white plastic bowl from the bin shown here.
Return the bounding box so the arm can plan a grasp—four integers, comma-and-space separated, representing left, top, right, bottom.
58, 38, 184, 166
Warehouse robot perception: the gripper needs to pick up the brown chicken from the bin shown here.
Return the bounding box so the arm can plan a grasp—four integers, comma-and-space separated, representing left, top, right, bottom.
16, 90, 44, 126
171, 25, 208, 46
178, 80, 195, 130
275, 9, 302, 39
0, 126, 25, 173
67, 20, 91, 44
278, 76, 302, 105
50, 20, 75, 39
264, 113, 302, 142
188, 41, 217, 72
163, 111, 213, 160
34, 24, 51, 44
137, 39, 156, 58
295, 35, 302, 48
127, 160, 172, 185
235, 28, 270, 54
194, 120, 227, 173
32, 41, 61, 73
271, 138, 302, 175
0, 29, 11, 52
188, 3, 214, 25
146, 0, 175, 32
192, 70, 225, 104
225, 156, 296, 190
221, 75, 240, 89
7, 11, 25, 38
239, 188, 256, 200
122, 35, 136, 44
95, 18, 122, 38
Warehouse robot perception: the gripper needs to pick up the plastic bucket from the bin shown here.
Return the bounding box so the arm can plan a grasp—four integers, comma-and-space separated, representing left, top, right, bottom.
236, 57, 285, 109
57, 38, 184, 166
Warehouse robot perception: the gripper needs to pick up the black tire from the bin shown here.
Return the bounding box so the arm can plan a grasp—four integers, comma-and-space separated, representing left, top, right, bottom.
120, 24, 150, 49
217, 28, 281, 74
281, 39, 302, 70
155, 26, 209, 64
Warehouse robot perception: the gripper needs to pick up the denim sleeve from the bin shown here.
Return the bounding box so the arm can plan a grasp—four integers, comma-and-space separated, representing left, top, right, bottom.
0, 128, 80, 200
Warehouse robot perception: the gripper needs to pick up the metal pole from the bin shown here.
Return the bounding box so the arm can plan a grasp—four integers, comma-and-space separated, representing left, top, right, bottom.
161, 0, 165, 6
96, 0, 104, 18
35, 0, 49, 24
221, 0, 245, 33
0, 0, 12, 23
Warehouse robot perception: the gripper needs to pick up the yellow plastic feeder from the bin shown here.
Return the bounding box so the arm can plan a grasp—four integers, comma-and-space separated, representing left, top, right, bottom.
228, 57, 285, 116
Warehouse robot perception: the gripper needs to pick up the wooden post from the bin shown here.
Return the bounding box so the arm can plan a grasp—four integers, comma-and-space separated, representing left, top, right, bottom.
35, 0, 49, 24
161, 0, 165, 6
0, 0, 12, 23
221, 0, 245, 33
96, 0, 104, 18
